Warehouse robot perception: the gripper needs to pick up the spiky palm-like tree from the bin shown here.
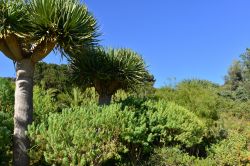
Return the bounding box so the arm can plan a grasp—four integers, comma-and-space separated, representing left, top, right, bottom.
0, 0, 98, 165
70, 48, 153, 105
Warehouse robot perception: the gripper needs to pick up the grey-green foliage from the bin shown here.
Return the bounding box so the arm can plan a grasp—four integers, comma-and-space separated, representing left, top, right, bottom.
28, 100, 206, 165
28, 104, 127, 166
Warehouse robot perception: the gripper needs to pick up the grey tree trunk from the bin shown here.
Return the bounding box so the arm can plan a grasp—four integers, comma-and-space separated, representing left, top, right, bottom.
13, 59, 34, 166
98, 94, 112, 105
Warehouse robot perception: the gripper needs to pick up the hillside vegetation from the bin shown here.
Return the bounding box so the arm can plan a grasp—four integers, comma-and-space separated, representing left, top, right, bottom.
0, 59, 250, 165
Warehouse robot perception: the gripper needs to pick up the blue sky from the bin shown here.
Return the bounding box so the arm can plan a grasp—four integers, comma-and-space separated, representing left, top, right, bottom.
1, 0, 250, 87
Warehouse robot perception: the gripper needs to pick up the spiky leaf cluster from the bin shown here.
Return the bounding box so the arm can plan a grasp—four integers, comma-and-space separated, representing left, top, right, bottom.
0, 0, 29, 38
0, 0, 98, 60
70, 48, 152, 92
28, 0, 99, 50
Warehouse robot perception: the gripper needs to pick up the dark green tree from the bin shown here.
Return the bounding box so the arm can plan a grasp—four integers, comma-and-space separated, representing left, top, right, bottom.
224, 60, 243, 91
223, 49, 250, 100
70, 48, 154, 105
34, 62, 70, 91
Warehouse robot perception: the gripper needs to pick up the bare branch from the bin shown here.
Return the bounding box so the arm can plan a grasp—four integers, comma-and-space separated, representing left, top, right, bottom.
5, 34, 23, 61
31, 39, 56, 63
0, 39, 17, 61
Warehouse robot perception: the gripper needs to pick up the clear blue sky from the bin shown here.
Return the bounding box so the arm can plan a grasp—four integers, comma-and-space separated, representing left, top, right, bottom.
1, 0, 250, 87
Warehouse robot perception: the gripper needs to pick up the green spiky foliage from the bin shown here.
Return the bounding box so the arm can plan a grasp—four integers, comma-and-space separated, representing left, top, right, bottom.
70, 48, 153, 105
0, 0, 98, 62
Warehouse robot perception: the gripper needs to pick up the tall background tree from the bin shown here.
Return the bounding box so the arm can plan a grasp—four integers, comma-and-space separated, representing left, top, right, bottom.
224, 60, 243, 91
70, 48, 154, 105
223, 49, 250, 101
34, 62, 70, 91
0, 0, 98, 165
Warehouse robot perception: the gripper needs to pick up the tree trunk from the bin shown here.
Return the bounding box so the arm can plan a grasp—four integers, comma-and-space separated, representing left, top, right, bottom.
98, 93, 112, 105
13, 59, 35, 166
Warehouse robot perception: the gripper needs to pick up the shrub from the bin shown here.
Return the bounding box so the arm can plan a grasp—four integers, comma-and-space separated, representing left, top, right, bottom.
221, 99, 250, 120
118, 99, 206, 165
57, 87, 98, 108
145, 100, 205, 147
149, 147, 216, 166
0, 78, 14, 165
33, 86, 59, 123
28, 104, 127, 165
0, 112, 13, 165
28, 99, 207, 165
207, 131, 250, 165
155, 79, 224, 146
0, 78, 14, 113
155, 79, 221, 121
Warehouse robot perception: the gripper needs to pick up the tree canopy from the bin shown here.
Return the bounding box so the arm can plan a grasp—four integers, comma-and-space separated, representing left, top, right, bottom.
69, 47, 154, 104
0, 0, 99, 62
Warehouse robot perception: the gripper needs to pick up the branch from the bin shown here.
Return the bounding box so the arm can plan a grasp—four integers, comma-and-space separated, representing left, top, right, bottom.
5, 34, 23, 61
31, 39, 56, 63
0, 39, 17, 61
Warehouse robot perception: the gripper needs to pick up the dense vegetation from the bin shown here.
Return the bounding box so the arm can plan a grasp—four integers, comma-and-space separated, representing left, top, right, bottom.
0, 59, 249, 165
0, 0, 249, 165
1, 0, 99, 164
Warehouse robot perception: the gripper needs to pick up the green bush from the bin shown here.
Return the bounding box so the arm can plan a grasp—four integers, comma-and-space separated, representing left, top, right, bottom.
155, 79, 225, 150
207, 131, 250, 165
221, 99, 250, 120
28, 100, 207, 165
0, 78, 14, 113
119, 100, 206, 165
33, 86, 59, 123
145, 100, 205, 147
57, 87, 98, 108
149, 147, 216, 166
34, 62, 70, 91
28, 104, 127, 165
155, 79, 221, 122
0, 112, 13, 165
0, 78, 14, 165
